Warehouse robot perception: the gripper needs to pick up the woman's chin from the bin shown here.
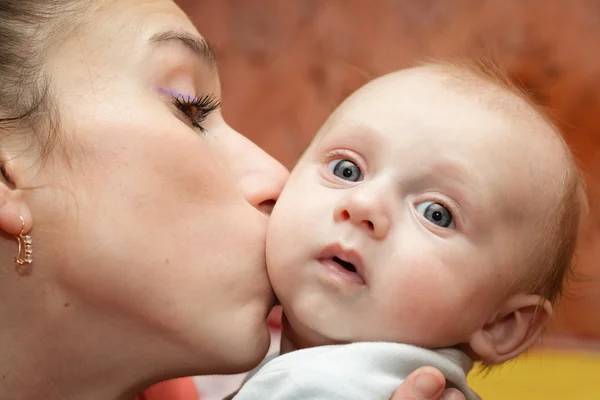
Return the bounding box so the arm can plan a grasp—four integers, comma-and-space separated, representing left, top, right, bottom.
226, 301, 274, 373
223, 321, 271, 374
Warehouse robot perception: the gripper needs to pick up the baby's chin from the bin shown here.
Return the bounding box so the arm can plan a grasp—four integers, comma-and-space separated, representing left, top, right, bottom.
280, 311, 347, 351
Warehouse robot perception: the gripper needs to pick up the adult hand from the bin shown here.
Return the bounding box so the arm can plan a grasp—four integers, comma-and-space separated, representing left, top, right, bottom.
390, 367, 465, 400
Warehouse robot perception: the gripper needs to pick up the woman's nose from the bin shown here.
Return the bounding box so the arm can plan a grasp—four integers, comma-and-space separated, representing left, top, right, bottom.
333, 184, 392, 240
216, 124, 289, 214
237, 148, 289, 214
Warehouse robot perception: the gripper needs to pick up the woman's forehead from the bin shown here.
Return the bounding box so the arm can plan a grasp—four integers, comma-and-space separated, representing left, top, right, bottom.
82, 0, 201, 44
47, 0, 211, 81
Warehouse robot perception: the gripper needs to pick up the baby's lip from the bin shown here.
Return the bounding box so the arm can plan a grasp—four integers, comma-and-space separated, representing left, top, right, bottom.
318, 243, 367, 284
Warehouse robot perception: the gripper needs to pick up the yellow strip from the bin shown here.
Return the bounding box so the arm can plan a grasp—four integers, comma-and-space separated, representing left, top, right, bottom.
467, 350, 600, 399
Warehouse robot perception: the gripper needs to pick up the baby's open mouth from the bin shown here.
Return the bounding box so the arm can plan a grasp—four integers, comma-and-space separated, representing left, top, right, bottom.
333, 256, 357, 273
318, 243, 366, 285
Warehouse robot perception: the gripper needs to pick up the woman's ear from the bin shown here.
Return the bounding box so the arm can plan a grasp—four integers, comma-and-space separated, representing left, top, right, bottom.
468, 294, 552, 364
0, 162, 33, 236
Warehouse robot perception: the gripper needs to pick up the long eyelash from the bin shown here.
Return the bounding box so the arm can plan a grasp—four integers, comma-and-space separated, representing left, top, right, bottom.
323, 149, 367, 175
171, 93, 221, 133
324, 149, 356, 160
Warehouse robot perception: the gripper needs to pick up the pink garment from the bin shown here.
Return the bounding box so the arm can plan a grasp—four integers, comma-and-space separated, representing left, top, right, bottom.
136, 378, 199, 400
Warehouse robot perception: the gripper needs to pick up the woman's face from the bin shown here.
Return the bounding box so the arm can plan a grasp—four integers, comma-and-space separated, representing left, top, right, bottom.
26, 0, 288, 373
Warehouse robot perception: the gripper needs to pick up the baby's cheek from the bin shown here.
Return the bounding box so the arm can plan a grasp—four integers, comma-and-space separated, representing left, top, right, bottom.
376, 266, 464, 344
265, 200, 308, 299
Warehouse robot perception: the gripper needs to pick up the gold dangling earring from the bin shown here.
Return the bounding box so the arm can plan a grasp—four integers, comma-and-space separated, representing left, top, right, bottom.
15, 216, 33, 275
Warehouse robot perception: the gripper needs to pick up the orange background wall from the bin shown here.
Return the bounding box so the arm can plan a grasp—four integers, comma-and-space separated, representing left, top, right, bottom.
177, 0, 600, 340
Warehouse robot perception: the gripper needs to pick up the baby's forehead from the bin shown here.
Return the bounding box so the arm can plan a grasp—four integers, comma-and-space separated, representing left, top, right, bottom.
335, 65, 561, 157
358, 65, 536, 120
330, 65, 550, 142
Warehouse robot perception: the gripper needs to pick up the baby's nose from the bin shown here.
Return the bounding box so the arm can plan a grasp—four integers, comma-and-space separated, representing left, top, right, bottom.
334, 186, 392, 240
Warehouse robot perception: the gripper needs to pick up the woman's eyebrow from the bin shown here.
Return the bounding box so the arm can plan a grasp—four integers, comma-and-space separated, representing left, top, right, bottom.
149, 30, 217, 70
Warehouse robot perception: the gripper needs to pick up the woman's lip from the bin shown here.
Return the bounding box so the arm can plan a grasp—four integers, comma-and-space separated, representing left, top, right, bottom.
318, 243, 367, 285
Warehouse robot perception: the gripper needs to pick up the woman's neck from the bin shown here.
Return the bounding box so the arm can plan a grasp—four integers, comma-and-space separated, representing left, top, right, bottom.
0, 315, 148, 400
0, 280, 160, 400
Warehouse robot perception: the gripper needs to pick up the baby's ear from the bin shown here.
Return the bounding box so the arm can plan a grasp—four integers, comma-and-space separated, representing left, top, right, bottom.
468, 294, 552, 364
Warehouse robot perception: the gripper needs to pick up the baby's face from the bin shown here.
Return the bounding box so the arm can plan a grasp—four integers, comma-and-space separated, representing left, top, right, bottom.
267, 67, 563, 349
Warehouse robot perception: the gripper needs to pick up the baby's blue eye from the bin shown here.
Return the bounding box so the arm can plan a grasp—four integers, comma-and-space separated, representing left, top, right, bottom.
327, 159, 362, 182
415, 201, 455, 228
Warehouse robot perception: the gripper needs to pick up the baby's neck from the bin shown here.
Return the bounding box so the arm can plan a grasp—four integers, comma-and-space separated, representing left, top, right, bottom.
279, 314, 303, 354
279, 313, 477, 364
279, 331, 298, 355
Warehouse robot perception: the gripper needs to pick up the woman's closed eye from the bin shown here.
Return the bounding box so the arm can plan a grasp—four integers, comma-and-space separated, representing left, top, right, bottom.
160, 88, 221, 134
415, 201, 455, 229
